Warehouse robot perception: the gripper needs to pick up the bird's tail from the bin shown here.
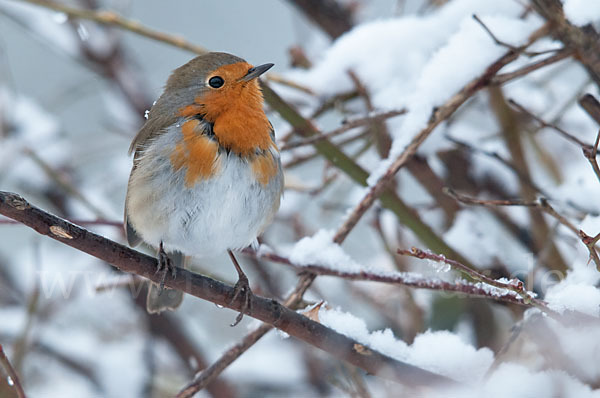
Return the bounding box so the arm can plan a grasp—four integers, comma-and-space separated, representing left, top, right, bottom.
146, 251, 188, 314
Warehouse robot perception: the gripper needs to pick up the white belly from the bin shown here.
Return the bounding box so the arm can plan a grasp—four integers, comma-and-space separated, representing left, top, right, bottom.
126, 125, 283, 257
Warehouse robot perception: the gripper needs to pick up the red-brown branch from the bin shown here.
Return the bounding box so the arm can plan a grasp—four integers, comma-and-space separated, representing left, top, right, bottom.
0, 190, 454, 389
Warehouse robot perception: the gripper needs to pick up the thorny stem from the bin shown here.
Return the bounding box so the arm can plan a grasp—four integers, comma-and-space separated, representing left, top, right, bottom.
397, 248, 556, 315
242, 248, 549, 308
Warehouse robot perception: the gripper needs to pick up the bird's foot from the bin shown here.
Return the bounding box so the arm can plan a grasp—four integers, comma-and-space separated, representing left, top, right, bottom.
156, 241, 177, 295
229, 272, 253, 327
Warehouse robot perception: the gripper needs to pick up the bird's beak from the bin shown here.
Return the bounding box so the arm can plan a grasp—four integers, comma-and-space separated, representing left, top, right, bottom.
240, 63, 274, 82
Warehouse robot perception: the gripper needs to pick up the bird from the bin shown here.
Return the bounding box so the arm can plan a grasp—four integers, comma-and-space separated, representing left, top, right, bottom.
124, 52, 284, 325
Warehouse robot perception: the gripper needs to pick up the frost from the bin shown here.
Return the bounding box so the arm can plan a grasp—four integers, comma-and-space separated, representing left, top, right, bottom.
428, 259, 451, 273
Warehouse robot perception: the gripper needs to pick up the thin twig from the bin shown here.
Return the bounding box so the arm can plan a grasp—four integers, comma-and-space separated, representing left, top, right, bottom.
0, 344, 26, 398
243, 248, 545, 308
473, 14, 554, 57
22, 148, 110, 219
579, 230, 600, 272
18, 0, 207, 55
445, 188, 600, 270
508, 99, 589, 147
347, 69, 394, 157
473, 14, 521, 53
280, 109, 406, 150
265, 73, 316, 95
531, 0, 600, 88
398, 248, 544, 308
491, 48, 573, 85
509, 99, 600, 185
176, 324, 272, 398
445, 134, 551, 199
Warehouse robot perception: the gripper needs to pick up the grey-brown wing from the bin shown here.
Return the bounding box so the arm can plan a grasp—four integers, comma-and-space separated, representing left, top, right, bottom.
124, 212, 143, 247
124, 158, 143, 247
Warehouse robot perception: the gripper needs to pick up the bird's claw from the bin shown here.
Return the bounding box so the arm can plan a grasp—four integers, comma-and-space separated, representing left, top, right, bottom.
156, 243, 176, 295
229, 274, 252, 327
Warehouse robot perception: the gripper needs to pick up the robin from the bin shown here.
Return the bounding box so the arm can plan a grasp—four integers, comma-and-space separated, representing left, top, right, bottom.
124, 52, 283, 325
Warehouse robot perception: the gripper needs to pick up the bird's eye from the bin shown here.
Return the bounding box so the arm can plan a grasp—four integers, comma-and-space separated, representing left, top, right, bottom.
208, 76, 224, 88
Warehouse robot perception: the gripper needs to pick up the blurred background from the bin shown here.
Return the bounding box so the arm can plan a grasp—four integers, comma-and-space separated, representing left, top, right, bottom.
1, 0, 600, 397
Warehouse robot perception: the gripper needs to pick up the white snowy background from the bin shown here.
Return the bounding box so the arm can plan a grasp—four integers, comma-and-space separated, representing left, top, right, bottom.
1, 0, 600, 397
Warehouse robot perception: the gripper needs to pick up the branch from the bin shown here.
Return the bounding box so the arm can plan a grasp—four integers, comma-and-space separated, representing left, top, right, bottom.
243, 248, 548, 308
177, 324, 271, 398
262, 82, 472, 265
508, 99, 589, 148
333, 47, 524, 247
0, 191, 455, 388
0, 217, 122, 228
286, 0, 354, 39
0, 344, 26, 398
531, 0, 600, 88
280, 109, 406, 151
579, 94, 600, 125
17, 0, 208, 55
491, 48, 573, 85
578, 95, 600, 184
444, 188, 600, 271
397, 248, 546, 310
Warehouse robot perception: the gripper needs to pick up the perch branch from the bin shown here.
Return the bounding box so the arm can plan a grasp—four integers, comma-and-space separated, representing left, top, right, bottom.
0, 191, 454, 389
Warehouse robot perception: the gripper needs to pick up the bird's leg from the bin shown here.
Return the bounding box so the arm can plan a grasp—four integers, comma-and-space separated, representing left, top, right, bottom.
156, 241, 177, 294
227, 250, 252, 327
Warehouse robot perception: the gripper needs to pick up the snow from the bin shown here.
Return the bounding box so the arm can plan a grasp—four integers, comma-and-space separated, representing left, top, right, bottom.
564, 0, 600, 26
318, 306, 494, 383
289, 229, 364, 272
3, 0, 600, 395
476, 363, 599, 398
444, 208, 531, 270
288, 0, 540, 185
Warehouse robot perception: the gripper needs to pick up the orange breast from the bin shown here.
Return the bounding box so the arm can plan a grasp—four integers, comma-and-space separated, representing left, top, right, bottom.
170, 119, 220, 188
251, 152, 279, 186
